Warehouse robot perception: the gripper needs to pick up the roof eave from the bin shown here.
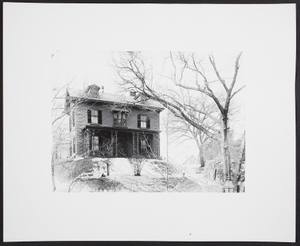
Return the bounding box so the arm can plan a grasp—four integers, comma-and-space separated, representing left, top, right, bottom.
69, 96, 164, 112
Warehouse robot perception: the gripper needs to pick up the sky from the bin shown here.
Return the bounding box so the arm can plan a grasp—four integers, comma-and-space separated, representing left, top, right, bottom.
3, 3, 296, 242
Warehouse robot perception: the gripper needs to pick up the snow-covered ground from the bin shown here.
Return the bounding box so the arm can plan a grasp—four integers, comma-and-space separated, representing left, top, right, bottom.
107, 158, 133, 176
54, 157, 222, 192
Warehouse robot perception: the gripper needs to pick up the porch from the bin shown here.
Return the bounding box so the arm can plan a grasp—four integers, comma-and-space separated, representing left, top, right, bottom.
83, 126, 158, 158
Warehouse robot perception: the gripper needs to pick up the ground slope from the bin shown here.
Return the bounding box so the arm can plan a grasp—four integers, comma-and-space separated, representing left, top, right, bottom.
54, 158, 222, 192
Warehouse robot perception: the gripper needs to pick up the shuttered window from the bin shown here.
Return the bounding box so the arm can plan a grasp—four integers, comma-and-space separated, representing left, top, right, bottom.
88, 109, 102, 124
138, 115, 150, 129
113, 112, 127, 126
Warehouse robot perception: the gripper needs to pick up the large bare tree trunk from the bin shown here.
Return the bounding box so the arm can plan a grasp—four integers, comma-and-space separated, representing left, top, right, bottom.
222, 116, 231, 181
114, 51, 243, 183
197, 143, 205, 167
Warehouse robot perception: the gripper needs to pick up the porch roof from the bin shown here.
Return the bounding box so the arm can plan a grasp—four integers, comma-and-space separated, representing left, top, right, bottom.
83, 124, 160, 134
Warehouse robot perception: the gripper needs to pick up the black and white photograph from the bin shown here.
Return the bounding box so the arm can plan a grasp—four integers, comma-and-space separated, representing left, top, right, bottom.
4, 3, 296, 242
52, 51, 246, 193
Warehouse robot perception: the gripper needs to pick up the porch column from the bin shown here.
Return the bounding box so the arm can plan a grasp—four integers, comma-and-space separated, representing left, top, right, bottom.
132, 133, 136, 156
115, 131, 118, 157
91, 129, 95, 155
110, 131, 114, 156
86, 129, 91, 156
136, 133, 140, 156
153, 133, 160, 158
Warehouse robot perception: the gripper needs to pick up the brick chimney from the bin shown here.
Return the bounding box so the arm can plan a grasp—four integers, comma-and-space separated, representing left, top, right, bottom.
85, 84, 100, 98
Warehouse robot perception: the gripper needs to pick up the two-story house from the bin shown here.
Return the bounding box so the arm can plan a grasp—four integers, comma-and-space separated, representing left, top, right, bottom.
64, 84, 164, 159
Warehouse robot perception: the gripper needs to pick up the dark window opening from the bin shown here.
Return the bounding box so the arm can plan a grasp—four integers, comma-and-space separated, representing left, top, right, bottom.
114, 112, 127, 126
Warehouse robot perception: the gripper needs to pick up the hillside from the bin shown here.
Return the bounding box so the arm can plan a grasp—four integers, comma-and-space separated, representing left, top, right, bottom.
53, 157, 222, 192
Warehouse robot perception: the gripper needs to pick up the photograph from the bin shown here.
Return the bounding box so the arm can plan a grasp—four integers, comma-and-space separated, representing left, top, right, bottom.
51, 51, 246, 193
4, 3, 295, 242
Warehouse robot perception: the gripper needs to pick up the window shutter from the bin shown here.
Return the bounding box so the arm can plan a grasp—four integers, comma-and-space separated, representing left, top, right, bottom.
147, 116, 150, 129
98, 110, 102, 124
99, 135, 102, 147
87, 110, 91, 123
69, 117, 71, 131
137, 115, 141, 128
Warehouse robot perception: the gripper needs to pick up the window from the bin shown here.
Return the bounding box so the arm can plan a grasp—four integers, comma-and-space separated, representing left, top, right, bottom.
87, 110, 102, 124
140, 135, 152, 154
113, 112, 127, 126
141, 139, 147, 150
138, 115, 150, 129
93, 136, 99, 151
89, 135, 101, 151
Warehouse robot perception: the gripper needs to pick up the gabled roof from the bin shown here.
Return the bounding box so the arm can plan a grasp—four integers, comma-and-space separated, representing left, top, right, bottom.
183, 155, 199, 166
66, 87, 164, 111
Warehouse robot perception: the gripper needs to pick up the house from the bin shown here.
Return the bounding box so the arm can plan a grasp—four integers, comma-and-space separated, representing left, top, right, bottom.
183, 155, 199, 166
182, 155, 201, 175
64, 84, 164, 159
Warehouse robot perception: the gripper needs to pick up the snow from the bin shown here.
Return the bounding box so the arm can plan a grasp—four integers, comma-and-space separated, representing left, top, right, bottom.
109, 158, 133, 176
54, 157, 223, 192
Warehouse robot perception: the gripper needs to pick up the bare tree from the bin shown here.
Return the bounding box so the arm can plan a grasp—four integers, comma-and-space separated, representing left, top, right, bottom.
51, 79, 89, 191
167, 94, 220, 167
114, 51, 244, 181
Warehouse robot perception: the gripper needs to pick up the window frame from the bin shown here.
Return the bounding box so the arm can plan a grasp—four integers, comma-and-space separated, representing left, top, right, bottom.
138, 114, 150, 129
113, 111, 127, 127
87, 109, 102, 124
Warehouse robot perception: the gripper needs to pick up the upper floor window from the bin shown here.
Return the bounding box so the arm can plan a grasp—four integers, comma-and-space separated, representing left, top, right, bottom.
114, 112, 127, 126
138, 115, 150, 129
87, 110, 102, 124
